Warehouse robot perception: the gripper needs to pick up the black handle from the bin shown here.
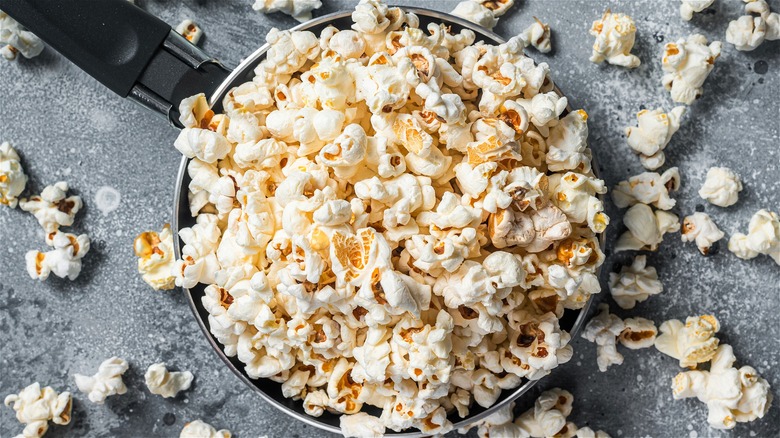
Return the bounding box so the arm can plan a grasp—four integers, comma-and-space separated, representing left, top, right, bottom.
0, 0, 230, 126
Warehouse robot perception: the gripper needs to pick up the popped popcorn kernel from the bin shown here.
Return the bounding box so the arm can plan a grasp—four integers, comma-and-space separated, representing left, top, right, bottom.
134, 225, 176, 290
73, 357, 129, 404
0, 141, 27, 207
4, 382, 72, 438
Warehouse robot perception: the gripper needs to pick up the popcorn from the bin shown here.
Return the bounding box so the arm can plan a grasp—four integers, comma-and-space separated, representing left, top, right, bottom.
577, 427, 612, 438
515, 388, 577, 437
0, 12, 44, 60
698, 167, 742, 207
252, 0, 322, 22
4, 383, 71, 438
681, 212, 724, 255
134, 225, 176, 290
618, 317, 657, 350
581, 304, 625, 372
655, 315, 720, 367
680, 0, 715, 21
451, 1, 498, 30
624, 107, 686, 170
661, 34, 722, 105
19, 182, 82, 233
615, 204, 680, 252
73, 357, 129, 404
180, 420, 231, 438
340, 412, 386, 438
0, 141, 27, 207
726, 0, 779, 51
175, 19, 203, 45
612, 167, 680, 211
521, 18, 552, 54
672, 344, 772, 430
26, 231, 90, 281
144, 363, 194, 398
609, 255, 663, 309
169, 2, 608, 432
728, 209, 780, 265
589, 10, 640, 68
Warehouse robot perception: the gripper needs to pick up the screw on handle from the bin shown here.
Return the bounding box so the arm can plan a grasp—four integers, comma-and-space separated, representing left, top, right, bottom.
0, 0, 230, 127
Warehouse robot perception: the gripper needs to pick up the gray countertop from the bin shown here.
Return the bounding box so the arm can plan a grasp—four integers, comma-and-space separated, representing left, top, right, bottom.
1, 0, 778, 437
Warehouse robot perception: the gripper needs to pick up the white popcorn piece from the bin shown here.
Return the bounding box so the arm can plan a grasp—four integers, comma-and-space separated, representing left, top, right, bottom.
618, 317, 657, 350
73, 357, 129, 404
134, 225, 177, 290
340, 412, 386, 438
581, 304, 625, 372
19, 182, 82, 233
672, 344, 772, 430
0, 12, 44, 60
661, 34, 722, 105
655, 315, 720, 367
698, 167, 742, 207
521, 18, 552, 54
174, 128, 231, 164
252, 0, 322, 22
577, 427, 612, 438
144, 363, 194, 398
515, 388, 577, 437
681, 212, 724, 255
546, 110, 592, 173
680, 0, 715, 21
4, 383, 71, 438
451, 1, 498, 30
174, 213, 222, 289
615, 203, 680, 252
589, 10, 640, 68
726, 0, 780, 51
180, 420, 232, 438
26, 231, 90, 281
0, 141, 27, 207
175, 19, 203, 45
624, 107, 686, 170
612, 167, 680, 211
728, 209, 780, 265
609, 255, 663, 309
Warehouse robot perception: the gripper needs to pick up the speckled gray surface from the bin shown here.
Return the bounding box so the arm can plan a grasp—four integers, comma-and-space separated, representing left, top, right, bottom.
1, 0, 778, 437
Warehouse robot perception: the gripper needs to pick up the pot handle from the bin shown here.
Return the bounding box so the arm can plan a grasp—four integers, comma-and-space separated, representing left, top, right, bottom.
0, 0, 230, 127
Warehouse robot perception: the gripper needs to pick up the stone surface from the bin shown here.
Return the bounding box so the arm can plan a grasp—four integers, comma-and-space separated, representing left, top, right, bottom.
0, 0, 778, 437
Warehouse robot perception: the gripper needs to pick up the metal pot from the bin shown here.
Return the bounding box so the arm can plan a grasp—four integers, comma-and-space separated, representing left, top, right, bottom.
1, 1, 597, 435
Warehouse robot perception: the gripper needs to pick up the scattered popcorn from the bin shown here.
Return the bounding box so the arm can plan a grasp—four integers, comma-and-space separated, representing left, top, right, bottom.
681, 212, 724, 255
726, 0, 780, 51
144, 363, 194, 398
581, 304, 625, 372
698, 166, 742, 207
672, 344, 772, 430
615, 203, 680, 252
180, 420, 231, 438
612, 167, 680, 211
74, 357, 129, 404
171, 2, 609, 432
25, 231, 90, 281
4, 383, 71, 438
680, 0, 715, 21
618, 317, 657, 350
521, 18, 552, 53
0, 141, 27, 207
728, 209, 780, 265
134, 225, 177, 290
661, 34, 721, 105
655, 315, 720, 367
340, 412, 386, 437
577, 427, 612, 438
175, 19, 203, 45
515, 388, 577, 437
589, 10, 640, 68
252, 0, 323, 23
19, 182, 82, 233
624, 107, 686, 170
609, 255, 663, 309
0, 11, 44, 60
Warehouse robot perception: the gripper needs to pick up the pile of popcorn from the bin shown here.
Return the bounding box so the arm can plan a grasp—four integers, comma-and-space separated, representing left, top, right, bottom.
170, 0, 609, 433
